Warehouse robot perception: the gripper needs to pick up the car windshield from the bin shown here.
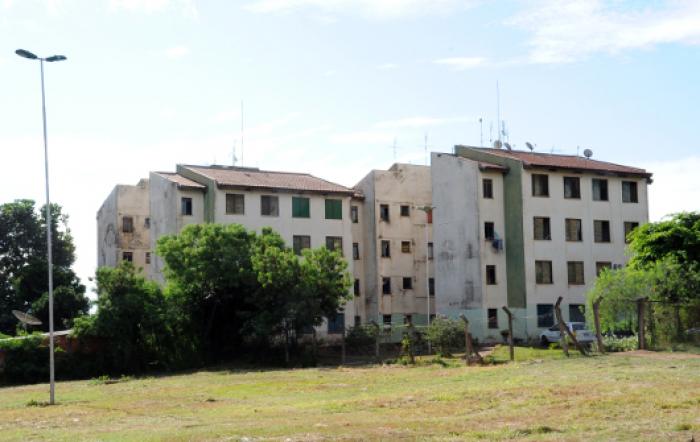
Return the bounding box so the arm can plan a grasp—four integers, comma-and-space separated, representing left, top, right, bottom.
571, 323, 586, 331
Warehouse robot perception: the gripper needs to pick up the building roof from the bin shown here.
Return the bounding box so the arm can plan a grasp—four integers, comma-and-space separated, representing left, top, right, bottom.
462, 147, 651, 178
181, 165, 355, 195
154, 172, 207, 190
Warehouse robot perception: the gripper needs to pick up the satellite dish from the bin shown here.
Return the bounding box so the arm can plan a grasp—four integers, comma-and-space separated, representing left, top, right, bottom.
12, 310, 42, 326
504, 142, 512, 150
525, 142, 534, 151
493, 140, 503, 149
583, 149, 593, 158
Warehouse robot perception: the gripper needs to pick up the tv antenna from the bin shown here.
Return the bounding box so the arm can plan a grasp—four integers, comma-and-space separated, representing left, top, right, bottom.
496, 80, 501, 143
504, 142, 512, 151
525, 142, 535, 151
388, 138, 400, 161
12, 309, 42, 332
583, 148, 593, 159
479, 117, 483, 146
240, 100, 244, 167
493, 139, 502, 149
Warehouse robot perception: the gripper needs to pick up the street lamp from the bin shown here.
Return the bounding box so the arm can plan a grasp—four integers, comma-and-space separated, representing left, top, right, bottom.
16, 48, 67, 405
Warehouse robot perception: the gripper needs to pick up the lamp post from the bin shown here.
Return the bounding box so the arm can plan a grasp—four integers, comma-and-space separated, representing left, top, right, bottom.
15, 49, 67, 405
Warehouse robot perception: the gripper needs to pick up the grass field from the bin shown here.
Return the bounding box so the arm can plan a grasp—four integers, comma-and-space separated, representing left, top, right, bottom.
1, 347, 699, 441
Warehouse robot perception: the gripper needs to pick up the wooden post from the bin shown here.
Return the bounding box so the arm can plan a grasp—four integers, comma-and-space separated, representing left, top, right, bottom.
637, 298, 646, 350
341, 328, 346, 365
556, 296, 588, 356
554, 297, 570, 357
501, 306, 514, 361
593, 297, 605, 354
459, 314, 472, 366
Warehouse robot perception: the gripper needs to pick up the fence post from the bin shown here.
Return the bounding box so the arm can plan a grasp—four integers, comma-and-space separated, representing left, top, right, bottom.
637, 297, 646, 350
556, 296, 588, 356
341, 328, 346, 365
554, 297, 570, 357
501, 306, 514, 361
593, 297, 605, 354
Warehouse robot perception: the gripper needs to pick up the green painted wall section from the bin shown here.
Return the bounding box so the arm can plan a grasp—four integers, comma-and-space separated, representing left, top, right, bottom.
176, 166, 217, 222
454, 147, 527, 308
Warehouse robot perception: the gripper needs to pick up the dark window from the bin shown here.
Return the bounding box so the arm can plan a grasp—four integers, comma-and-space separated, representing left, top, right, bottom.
592, 179, 608, 201
624, 221, 639, 243
293, 235, 311, 255
622, 181, 638, 203
428, 242, 434, 260
486, 265, 497, 285
567, 261, 585, 285
596, 261, 612, 276
428, 277, 435, 296
181, 197, 192, 216
404, 314, 412, 325
122, 251, 133, 262
401, 241, 411, 253
569, 304, 586, 323
403, 277, 412, 290
383, 314, 392, 325
292, 196, 310, 218
594, 220, 611, 243
533, 217, 551, 240
382, 277, 391, 295
350, 205, 359, 223
563, 176, 581, 199
352, 242, 360, 260
354, 279, 360, 296
532, 174, 549, 197
483, 178, 493, 199
400, 205, 410, 217
354, 315, 361, 327
537, 304, 555, 327
325, 236, 343, 253
226, 193, 245, 215
145, 252, 151, 264
379, 204, 390, 222
261, 195, 279, 216
484, 222, 495, 240
381, 240, 391, 257
325, 199, 342, 220
487, 308, 498, 329
565, 218, 582, 242
122, 216, 133, 233
535, 260, 553, 284
327, 312, 345, 334
144, 217, 150, 229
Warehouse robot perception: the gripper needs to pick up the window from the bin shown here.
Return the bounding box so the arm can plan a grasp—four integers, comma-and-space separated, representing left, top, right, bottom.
403, 277, 413, 290
327, 312, 345, 334
533, 217, 551, 240
145, 252, 151, 264
569, 304, 585, 323
427, 209, 433, 224
293, 235, 311, 256
428, 277, 435, 296
563, 176, 581, 199
486, 265, 497, 285
181, 197, 192, 216
401, 241, 411, 253
404, 314, 412, 325
325, 236, 343, 253
624, 221, 639, 243
122, 251, 133, 262
292, 196, 310, 218
352, 242, 360, 260
122, 216, 134, 233
383, 314, 392, 325
622, 181, 638, 203
260, 195, 278, 216
354, 315, 361, 327
350, 205, 359, 223
594, 220, 611, 243
226, 193, 245, 215
535, 260, 553, 284
565, 218, 582, 242
354, 279, 360, 296
567, 261, 585, 285
532, 174, 549, 197
381, 240, 391, 257
537, 304, 555, 327
484, 222, 495, 240
400, 205, 410, 217
596, 262, 612, 276
487, 308, 498, 329
382, 277, 391, 295
325, 199, 342, 220
428, 242, 434, 260
592, 179, 608, 201
483, 178, 493, 199
144, 217, 150, 229
379, 204, 390, 222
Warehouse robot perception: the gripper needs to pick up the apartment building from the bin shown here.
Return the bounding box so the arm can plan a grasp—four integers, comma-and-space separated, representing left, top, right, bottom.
432, 146, 651, 340
353, 164, 434, 332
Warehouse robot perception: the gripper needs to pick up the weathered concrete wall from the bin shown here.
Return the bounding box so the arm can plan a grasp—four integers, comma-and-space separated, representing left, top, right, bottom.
350, 197, 366, 324
97, 187, 118, 269
354, 171, 379, 323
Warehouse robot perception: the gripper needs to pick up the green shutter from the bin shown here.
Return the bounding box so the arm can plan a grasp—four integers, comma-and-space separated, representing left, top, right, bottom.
292, 197, 310, 218
325, 199, 342, 220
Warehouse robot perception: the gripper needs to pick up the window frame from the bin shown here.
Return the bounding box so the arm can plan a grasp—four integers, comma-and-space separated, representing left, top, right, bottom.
483, 178, 494, 199
402, 277, 413, 290
594, 220, 611, 243
427, 242, 434, 260
325, 236, 343, 253
122, 216, 134, 233
382, 277, 392, 295
324, 199, 342, 220
622, 181, 638, 203
260, 195, 279, 217
533, 217, 551, 241
563, 176, 581, 199
350, 205, 359, 223
379, 204, 390, 222
484, 221, 495, 241
567, 261, 585, 285
565, 218, 583, 242
535, 260, 553, 284
400, 205, 410, 217
485, 265, 497, 285
401, 240, 411, 253
293, 235, 311, 256
428, 277, 435, 296
352, 242, 360, 260
292, 196, 310, 218
226, 193, 245, 215
353, 278, 360, 296
181, 197, 193, 216
592, 178, 609, 201
624, 221, 639, 244
596, 261, 612, 276
531, 174, 549, 197
537, 304, 555, 328
381, 240, 391, 258
122, 251, 133, 262
487, 308, 498, 329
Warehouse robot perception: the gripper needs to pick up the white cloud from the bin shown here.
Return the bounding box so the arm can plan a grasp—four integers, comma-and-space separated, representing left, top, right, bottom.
109, 0, 198, 17
164, 45, 190, 59
377, 62, 399, 70
375, 115, 475, 129
244, 0, 473, 20
509, 0, 700, 64
433, 56, 486, 70
641, 156, 700, 222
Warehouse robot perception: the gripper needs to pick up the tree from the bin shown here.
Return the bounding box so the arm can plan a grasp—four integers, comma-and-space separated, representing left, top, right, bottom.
0, 200, 88, 334
628, 212, 700, 268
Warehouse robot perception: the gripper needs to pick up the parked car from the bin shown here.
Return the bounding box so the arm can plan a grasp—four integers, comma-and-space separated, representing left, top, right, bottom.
540, 322, 595, 346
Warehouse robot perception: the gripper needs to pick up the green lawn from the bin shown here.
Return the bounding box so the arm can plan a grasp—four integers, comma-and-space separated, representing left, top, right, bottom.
0, 348, 699, 441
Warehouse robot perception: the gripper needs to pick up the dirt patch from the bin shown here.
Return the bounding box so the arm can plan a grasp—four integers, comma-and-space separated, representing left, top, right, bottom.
611, 350, 700, 360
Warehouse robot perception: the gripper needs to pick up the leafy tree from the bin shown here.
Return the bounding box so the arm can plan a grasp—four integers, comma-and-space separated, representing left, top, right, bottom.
0, 200, 88, 334
628, 212, 700, 268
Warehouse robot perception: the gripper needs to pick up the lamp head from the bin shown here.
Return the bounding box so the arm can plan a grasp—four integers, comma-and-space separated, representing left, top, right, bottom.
15, 49, 38, 60
46, 55, 67, 62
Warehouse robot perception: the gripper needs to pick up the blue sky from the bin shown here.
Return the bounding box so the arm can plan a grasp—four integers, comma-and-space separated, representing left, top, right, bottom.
1, 0, 699, 290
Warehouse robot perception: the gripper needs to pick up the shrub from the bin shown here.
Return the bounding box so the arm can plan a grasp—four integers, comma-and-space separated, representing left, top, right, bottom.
425, 317, 463, 357
344, 324, 378, 349
603, 334, 638, 352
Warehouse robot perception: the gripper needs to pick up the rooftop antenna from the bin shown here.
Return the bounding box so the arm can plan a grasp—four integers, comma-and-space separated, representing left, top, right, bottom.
496, 80, 501, 143
525, 142, 534, 151
504, 142, 512, 151
389, 137, 399, 161
583, 148, 593, 159
489, 121, 493, 144
576, 145, 580, 156
479, 117, 483, 146
13, 309, 42, 333
240, 100, 244, 167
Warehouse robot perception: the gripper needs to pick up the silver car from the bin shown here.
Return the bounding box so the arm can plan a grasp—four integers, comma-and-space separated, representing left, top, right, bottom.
540, 322, 595, 346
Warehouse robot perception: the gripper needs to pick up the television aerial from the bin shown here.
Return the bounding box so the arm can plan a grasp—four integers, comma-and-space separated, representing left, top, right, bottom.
12, 309, 42, 332
525, 142, 535, 151
583, 149, 593, 158
493, 140, 502, 149
504, 142, 512, 151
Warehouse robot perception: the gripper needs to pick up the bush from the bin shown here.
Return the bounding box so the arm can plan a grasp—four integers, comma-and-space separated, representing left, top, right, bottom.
425, 317, 463, 357
603, 334, 638, 352
344, 324, 378, 349
0, 334, 46, 384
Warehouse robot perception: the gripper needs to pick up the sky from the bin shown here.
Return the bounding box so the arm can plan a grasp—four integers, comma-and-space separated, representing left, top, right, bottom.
1, 0, 699, 293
